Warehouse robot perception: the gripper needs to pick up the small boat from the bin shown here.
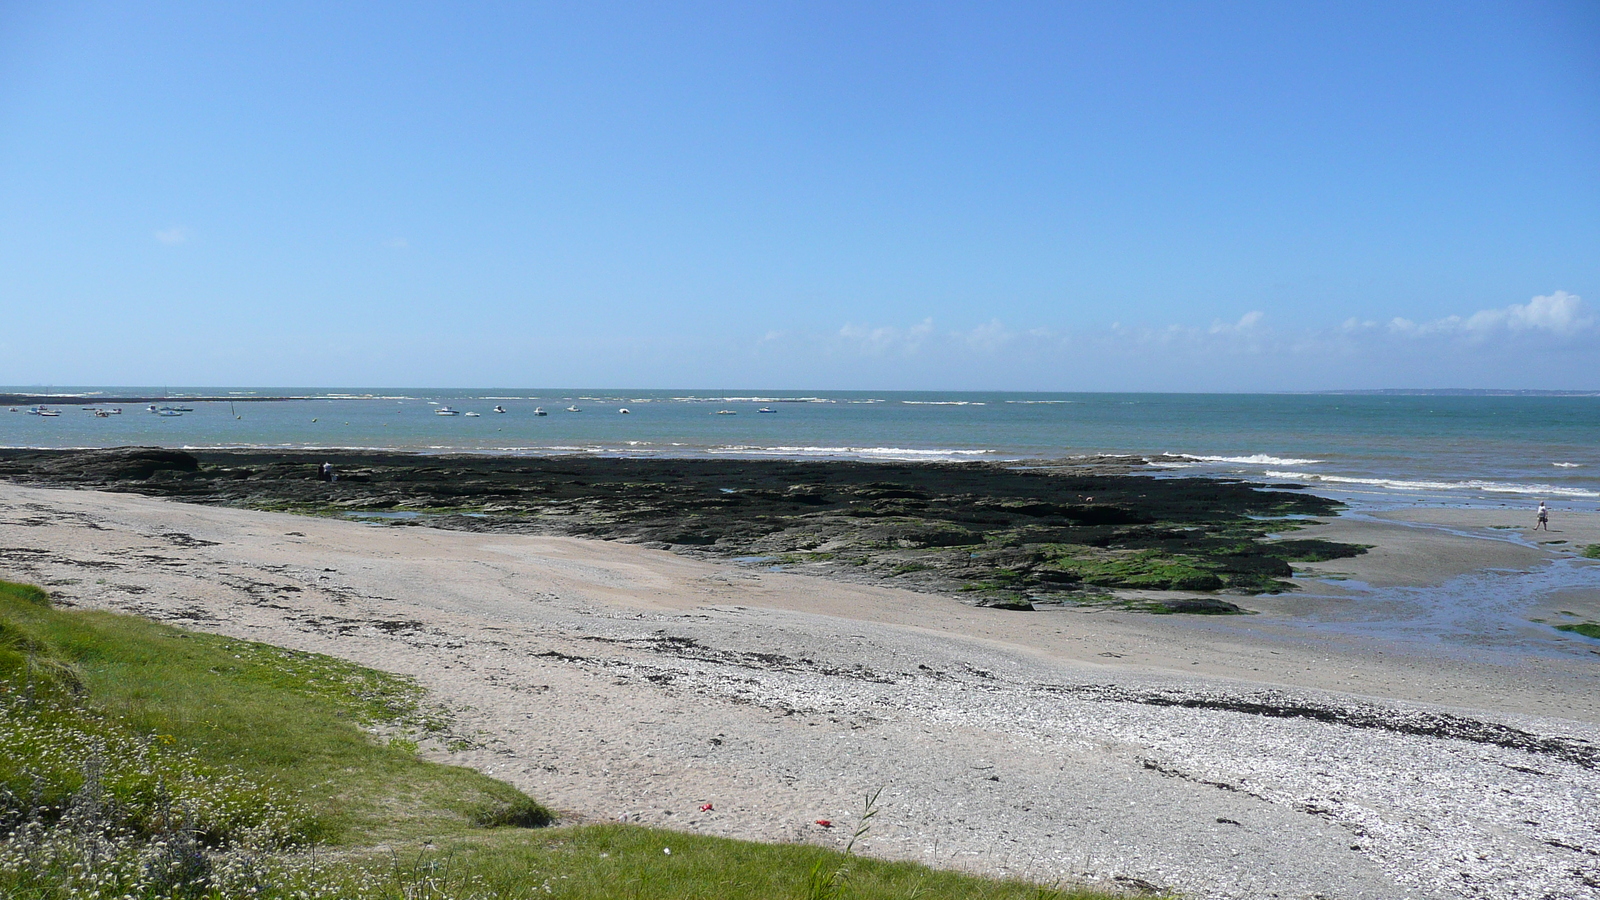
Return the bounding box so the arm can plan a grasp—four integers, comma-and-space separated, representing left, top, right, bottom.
618, 408, 630, 414
93, 409, 111, 418
716, 409, 737, 415
533, 407, 547, 416
566, 405, 581, 412
435, 407, 461, 416
155, 409, 182, 417
492, 405, 507, 414
464, 411, 481, 417
29, 406, 60, 417
757, 407, 775, 413
148, 405, 185, 415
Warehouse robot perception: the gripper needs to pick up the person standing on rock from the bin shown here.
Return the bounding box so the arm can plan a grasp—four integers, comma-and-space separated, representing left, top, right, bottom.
1535, 501, 1549, 531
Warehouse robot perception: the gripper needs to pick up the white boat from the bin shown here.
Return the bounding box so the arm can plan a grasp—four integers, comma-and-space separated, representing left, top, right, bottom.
533, 407, 547, 416
464, 411, 481, 417
148, 405, 185, 415
566, 405, 581, 412
492, 405, 507, 414
435, 407, 461, 416
757, 407, 775, 413
716, 409, 737, 415
29, 406, 60, 417
618, 408, 630, 414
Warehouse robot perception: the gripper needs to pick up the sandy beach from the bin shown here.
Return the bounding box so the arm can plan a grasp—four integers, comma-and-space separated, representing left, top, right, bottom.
2, 481, 1597, 900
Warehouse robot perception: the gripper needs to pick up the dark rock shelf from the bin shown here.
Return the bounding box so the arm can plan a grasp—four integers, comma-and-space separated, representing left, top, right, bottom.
0, 448, 1364, 613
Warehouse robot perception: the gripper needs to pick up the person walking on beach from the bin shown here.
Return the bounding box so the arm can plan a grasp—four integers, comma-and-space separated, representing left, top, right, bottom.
1535, 501, 1549, 531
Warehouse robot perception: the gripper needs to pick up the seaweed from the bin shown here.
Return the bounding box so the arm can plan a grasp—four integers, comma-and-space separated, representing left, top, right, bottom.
0, 449, 1364, 611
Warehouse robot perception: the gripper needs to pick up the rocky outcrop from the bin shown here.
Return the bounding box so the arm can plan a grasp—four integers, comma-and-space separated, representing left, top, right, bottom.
0, 449, 1364, 612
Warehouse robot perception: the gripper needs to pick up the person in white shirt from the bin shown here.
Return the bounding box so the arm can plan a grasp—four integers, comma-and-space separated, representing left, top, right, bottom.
1535, 501, 1549, 531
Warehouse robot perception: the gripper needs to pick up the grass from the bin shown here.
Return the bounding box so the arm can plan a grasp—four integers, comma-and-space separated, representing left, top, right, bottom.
1555, 622, 1600, 640
1, 581, 542, 845
1, 579, 1152, 899
1582, 544, 1600, 559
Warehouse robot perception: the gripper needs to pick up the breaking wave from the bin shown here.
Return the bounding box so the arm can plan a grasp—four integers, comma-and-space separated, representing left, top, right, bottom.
1165, 453, 1325, 466
1263, 471, 1600, 499
709, 445, 997, 462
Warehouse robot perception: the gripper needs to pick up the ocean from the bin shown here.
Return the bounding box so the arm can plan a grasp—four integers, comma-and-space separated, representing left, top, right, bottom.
4, 388, 1597, 513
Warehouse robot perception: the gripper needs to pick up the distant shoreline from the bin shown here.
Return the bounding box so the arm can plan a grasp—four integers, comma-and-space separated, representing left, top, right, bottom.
0, 394, 306, 405
6, 388, 1597, 400
1304, 388, 1599, 397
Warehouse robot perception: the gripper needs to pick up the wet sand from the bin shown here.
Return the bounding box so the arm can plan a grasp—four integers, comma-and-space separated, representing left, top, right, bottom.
2, 482, 1597, 900
1292, 506, 1600, 586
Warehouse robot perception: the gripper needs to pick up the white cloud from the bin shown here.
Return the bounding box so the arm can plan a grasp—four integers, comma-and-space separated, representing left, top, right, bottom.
154, 226, 188, 245
837, 318, 934, 356
1388, 291, 1592, 339
745, 291, 1591, 389
1480, 290, 1590, 334
826, 318, 1072, 359
1210, 310, 1264, 334
962, 319, 1015, 352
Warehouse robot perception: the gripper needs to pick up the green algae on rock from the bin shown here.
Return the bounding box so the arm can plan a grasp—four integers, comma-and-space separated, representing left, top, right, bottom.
0, 448, 1364, 612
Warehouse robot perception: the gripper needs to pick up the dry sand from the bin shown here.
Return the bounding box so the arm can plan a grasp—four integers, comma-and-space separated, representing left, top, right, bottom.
2, 482, 1597, 900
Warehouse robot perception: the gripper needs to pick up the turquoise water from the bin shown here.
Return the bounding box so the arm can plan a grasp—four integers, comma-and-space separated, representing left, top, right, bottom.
5, 388, 1597, 512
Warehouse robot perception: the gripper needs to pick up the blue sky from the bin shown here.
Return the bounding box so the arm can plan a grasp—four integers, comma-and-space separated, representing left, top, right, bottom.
1, 1, 1596, 390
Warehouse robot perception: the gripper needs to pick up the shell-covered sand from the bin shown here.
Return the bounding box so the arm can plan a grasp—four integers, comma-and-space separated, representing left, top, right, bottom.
3, 482, 1597, 899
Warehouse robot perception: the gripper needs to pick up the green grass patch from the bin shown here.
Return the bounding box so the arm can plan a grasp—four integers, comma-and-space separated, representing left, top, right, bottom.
1555, 622, 1600, 640
1, 580, 1146, 899
1582, 544, 1600, 559
1, 587, 540, 845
